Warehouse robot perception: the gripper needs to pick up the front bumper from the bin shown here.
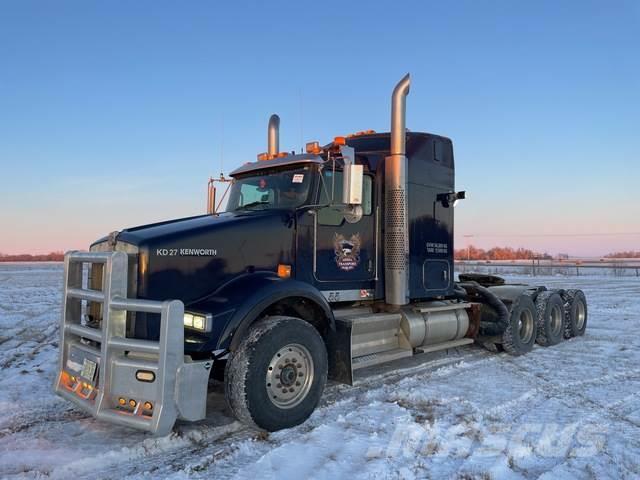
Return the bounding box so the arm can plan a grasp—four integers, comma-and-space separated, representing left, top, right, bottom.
53, 250, 212, 435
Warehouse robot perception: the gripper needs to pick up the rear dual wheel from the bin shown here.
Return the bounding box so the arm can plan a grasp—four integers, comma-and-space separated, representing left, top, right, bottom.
501, 289, 587, 354
502, 294, 537, 355
563, 289, 588, 338
535, 291, 565, 347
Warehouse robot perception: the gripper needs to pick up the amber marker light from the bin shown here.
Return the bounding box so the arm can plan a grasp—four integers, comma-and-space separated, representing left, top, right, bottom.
305, 141, 321, 154
136, 370, 156, 382
277, 264, 292, 278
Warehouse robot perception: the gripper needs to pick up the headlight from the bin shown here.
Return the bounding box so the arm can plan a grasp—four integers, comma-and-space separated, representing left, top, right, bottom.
193, 316, 205, 330
184, 312, 212, 332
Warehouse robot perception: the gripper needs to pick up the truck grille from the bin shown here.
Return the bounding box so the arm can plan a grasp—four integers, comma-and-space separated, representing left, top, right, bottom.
89, 241, 138, 335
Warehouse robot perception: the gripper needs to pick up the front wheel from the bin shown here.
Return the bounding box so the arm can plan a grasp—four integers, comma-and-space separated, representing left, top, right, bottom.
224, 316, 328, 431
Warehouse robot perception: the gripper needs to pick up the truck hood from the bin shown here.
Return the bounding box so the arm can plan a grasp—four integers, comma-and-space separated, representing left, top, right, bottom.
94, 210, 296, 305
97, 211, 269, 246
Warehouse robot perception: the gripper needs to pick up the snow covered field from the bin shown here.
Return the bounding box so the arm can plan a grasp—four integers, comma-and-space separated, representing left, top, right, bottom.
1, 263, 639, 479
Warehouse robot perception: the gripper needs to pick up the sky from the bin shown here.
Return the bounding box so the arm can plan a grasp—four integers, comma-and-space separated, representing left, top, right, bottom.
0, 0, 639, 257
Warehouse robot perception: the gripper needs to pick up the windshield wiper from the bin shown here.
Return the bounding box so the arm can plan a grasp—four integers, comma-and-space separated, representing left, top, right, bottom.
235, 201, 270, 211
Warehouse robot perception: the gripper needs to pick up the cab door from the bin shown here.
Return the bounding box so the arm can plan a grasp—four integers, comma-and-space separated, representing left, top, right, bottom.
313, 170, 377, 288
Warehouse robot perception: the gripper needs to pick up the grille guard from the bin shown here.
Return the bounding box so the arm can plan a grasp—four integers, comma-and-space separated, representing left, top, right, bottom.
53, 250, 211, 435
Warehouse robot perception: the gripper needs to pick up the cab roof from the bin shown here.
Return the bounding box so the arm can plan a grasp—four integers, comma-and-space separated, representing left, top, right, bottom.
229, 132, 454, 177
229, 153, 324, 177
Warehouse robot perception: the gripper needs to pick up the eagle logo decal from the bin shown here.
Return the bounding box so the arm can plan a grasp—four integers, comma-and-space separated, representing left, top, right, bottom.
334, 233, 362, 271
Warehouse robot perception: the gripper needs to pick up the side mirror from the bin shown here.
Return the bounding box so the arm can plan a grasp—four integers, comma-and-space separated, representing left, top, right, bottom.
343, 164, 363, 205
436, 190, 466, 208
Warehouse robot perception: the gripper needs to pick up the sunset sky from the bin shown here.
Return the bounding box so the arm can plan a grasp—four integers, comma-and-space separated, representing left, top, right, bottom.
1, 1, 639, 256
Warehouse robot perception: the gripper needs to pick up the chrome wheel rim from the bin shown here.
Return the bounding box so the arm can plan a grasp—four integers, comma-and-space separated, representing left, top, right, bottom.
550, 304, 563, 336
266, 343, 314, 409
518, 310, 534, 344
576, 301, 586, 330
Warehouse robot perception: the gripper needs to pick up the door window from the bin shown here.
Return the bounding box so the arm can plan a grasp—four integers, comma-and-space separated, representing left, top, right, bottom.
317, 170, 373, 225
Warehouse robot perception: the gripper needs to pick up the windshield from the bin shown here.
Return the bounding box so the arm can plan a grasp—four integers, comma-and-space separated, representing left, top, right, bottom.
226, 166, 314, 212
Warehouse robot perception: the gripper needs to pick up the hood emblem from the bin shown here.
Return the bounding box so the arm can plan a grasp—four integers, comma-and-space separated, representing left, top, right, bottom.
107, 231, 120, 249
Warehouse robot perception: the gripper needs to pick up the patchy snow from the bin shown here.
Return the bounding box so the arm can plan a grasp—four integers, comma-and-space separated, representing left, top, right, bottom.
1, 264, 639, 479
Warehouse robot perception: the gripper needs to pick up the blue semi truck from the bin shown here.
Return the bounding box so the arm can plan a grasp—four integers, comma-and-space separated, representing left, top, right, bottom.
54, 75, 588, 435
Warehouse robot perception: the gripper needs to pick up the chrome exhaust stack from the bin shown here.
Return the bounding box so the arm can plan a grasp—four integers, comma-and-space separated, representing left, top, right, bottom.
385, 74, 411, 306
267, 114, 280, 158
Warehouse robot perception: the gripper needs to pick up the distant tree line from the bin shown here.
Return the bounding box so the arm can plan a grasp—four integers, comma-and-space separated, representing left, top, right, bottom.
0, 252, 64, 262
604, 251, 640, 259
455, 245, 552, 261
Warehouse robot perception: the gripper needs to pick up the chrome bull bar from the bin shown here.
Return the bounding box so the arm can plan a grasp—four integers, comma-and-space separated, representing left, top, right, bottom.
53, 250, 211, 435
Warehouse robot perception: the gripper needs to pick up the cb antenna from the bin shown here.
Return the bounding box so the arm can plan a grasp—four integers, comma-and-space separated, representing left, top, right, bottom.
219, 115, 224, 176
298, 88, 304, 153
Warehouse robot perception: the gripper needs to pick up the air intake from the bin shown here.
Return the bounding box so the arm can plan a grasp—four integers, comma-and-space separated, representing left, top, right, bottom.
267, 114, 280, 158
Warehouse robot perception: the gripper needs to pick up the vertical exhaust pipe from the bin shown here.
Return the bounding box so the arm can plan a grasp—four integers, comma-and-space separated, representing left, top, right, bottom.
267, 114, 280, 158
390, 74, 410, 156
385, 73, 411, 306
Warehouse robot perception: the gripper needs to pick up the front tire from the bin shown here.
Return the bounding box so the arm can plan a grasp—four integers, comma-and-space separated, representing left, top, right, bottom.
224, 316, 328, 431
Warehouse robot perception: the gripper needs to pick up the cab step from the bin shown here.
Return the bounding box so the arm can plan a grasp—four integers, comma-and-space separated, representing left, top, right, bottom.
415, 337, 474, 354
339, 312, 403, 359
329, 310, 475, 385
413, 302, 476, 314
339, 311, 401, 326
352, 347, 412, 370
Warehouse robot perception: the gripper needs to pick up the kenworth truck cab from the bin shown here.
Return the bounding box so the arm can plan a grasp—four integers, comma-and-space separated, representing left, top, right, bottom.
54, 75, 588, 435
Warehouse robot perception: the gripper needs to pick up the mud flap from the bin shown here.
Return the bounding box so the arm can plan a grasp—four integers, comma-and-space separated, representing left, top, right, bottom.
176, 359, 212, 422
327, 318, 353, 385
